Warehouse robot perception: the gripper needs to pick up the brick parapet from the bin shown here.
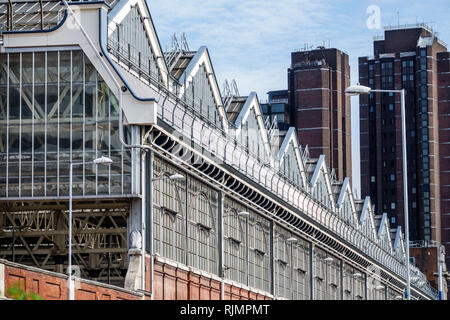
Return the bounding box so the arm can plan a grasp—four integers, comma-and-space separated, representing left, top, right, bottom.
0, 259, 143, 300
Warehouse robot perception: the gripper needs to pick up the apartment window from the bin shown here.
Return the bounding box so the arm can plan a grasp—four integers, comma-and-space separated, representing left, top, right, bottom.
390, 174, 395, 181
371, 176, 376, 183
391, 202, 396, 210
421, 71, 427, 85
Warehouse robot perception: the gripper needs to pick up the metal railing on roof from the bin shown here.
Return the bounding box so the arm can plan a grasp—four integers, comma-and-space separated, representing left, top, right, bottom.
409, 240, 439, 248
384, 22, 435, 33
0, 0, 121, 33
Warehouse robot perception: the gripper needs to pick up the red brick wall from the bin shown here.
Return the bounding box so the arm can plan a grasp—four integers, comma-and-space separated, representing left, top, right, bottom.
1, 260, 142, 300
1, 257, 274, 301
150, 257, 273, 301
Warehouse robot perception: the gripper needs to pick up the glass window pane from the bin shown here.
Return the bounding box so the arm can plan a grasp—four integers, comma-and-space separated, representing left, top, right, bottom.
9, 85, 20, 120
34, 52, 45, 84
22, 53, 33, 85
47, 84, 58, 120
72, 51, 83, 83
59, 51, 71, 84
9, 53, 20, 85
0, 85, 6, 121
72, 84, 83, 119
47, 51, 58, 84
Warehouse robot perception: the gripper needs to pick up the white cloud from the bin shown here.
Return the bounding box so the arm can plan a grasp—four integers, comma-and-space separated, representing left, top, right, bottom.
145, 0, 450, 195
147, 0, 335, 97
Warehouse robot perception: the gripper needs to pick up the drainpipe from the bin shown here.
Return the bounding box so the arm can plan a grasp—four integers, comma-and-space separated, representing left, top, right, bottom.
61, 1, 153, 299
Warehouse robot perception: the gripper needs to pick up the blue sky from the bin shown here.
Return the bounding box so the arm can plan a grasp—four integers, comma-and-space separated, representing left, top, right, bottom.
145, 0, 450, 196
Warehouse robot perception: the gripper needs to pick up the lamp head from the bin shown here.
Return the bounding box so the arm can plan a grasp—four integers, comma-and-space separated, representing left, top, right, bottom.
286, 237, 298, 244
345, 84, 372, 96
93, 156, 113, 165
169, 174, 185, 180
238, 211, 250, 217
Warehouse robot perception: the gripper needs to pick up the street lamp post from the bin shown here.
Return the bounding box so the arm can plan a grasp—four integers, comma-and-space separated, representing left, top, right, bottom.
273, 236, 298, 299
68, 156, 113, 300
286, 237, 298, 300
149, 173, 185, 300
323, 257, 334, 300
342, 270, 362, 300
345, 84, 410, 300
220, 211, 249, 300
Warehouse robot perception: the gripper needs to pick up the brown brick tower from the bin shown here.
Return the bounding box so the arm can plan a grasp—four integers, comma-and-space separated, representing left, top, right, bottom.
288, 47, 352, 182
358, 24, 450, 265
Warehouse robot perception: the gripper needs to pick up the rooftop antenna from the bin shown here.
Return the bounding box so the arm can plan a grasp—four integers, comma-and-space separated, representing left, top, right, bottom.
397, 11, 400, 26
181, 32, 190, 52
231, 79, 239, 97
222, 79, 231, 98
170, 33, 180, 52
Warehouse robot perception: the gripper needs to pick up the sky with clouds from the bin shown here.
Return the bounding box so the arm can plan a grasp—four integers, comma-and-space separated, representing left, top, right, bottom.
145, 0, 450, 196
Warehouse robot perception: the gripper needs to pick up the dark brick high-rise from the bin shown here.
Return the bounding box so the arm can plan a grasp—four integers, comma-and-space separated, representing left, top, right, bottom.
358, 24, 450, 265
288, 48, 352, 182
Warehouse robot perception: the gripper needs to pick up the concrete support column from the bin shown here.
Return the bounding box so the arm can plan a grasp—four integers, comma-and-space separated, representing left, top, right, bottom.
124, 126, 146, 293
124, 248, 143, 291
